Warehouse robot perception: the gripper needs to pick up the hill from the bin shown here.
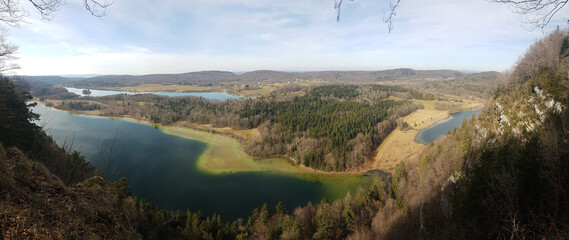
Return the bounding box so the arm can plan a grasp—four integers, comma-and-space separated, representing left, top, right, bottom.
15, 75, 84, 84
65, 69, 466, 88
372, 27, 569, 239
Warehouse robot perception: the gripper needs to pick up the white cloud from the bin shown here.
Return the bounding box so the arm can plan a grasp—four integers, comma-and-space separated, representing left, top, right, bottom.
7, 0, 569, 75
259, 33, 273, 41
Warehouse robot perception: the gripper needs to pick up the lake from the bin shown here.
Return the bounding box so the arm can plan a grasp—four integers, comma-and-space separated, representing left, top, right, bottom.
65, 87, 240, 101
32, 103, 378, 221
414, 109, 482, 144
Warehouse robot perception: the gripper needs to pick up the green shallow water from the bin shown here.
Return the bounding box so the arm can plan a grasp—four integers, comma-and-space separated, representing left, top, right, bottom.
32, 103, 382, 221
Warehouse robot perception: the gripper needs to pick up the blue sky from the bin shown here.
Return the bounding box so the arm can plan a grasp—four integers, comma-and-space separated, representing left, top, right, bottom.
6, 0, 569, 75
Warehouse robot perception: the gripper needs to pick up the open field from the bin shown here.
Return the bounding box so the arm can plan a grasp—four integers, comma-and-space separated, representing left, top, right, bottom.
235, 85, 276, 96
116, 84, 219, 92
110, 83, 278, 97
106, 81, 325, 97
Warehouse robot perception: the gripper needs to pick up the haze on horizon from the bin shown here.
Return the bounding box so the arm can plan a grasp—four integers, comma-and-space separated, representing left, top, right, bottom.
6, 0, 569, 76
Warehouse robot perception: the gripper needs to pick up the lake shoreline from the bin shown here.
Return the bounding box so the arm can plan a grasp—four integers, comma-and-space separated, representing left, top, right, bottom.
64, 87, 240, 100
368, 101, 484, 173
31, 102, 375, 220
368, 109, 450, 173
414, 108, 482, 145
34, 99, 374, 176
33, 98, 483, 176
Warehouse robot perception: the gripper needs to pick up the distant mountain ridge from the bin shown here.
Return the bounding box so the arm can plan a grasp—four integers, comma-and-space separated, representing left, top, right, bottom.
14, 75, 85, 84
65, 68, 467, 88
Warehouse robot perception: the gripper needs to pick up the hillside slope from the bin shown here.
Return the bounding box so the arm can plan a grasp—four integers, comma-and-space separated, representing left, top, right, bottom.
0, 146, 141, 239
67, 69, 465, 88
377, 27, 569, 239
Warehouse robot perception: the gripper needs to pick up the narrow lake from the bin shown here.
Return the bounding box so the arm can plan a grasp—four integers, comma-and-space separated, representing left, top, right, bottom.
32, 103, 379, 221
414, 109, 482, 144
65, 87, 240, 101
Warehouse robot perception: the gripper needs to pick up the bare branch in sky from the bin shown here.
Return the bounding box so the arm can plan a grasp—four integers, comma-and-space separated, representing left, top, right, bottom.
27, 0, 62, 20
83, 0, 114, 17
334, 0, 354, 22
0, 0, 114, 27
334, 0, 402, 32
0, 0, 113, 73
383, 0, 401, 33
336, 0, 567, 32
489, 0, 568, 30
0, 30, 18, 72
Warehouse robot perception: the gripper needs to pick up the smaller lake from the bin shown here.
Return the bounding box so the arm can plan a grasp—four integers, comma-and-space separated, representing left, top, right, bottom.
65, 87, 240, 101
415, 109, 482, 144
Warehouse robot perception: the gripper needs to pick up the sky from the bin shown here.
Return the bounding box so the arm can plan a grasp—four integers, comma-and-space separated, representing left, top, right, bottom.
5, 0, 569, 76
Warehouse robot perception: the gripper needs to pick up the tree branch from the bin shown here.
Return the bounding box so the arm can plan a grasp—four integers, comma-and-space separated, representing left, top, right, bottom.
383, 0, 401, 33
83, 0, 114, 18
334, 0, 354, 22
489, 0, 569, 30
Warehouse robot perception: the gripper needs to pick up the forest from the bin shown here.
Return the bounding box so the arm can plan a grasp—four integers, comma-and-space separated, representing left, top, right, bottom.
237, 85, 422, 170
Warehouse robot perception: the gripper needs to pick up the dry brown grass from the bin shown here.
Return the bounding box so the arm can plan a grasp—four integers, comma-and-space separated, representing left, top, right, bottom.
115, 84, 218, 92
370, 109, 449, 173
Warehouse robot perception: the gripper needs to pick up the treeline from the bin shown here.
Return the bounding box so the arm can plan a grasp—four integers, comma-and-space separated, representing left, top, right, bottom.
57, 101, 101, 111
30, 83, 78, 100
65, 69, 466, 89
0, 76, 96, 185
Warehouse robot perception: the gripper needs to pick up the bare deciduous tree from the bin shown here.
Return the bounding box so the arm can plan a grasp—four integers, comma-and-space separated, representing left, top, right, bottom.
490, 0, 568, 30
0, 0, 113, 71
0, 0, 113, 26
0, 29, 18, 72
